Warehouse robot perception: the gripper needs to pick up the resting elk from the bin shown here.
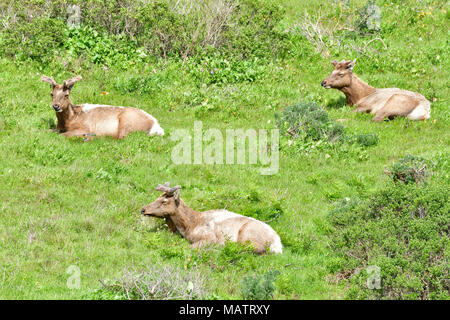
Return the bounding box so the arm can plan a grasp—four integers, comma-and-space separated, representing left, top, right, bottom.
141, 183, 283, 254
321, 60, 431, 122
41, 75, 164, 139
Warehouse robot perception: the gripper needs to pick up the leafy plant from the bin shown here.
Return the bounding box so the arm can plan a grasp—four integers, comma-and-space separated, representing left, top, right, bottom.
385, 155, 429, 184
328, 183, 449, 299
187, 53, 268, 86
275, 101, 345, 142
241, 270, 280, 300
0, 17, 66, 64
64, 25, 145, 68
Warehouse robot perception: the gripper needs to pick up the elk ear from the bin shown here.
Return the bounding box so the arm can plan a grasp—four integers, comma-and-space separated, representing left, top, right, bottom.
345, 59, 356, 70
174, 188, 181, 207
331, 60, 338, 67
63, 75, 82, 91
41, 75, 57, 87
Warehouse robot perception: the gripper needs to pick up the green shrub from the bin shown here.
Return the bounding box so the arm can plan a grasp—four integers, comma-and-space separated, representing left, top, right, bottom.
64, 26, 145, 68
0, 17, 66, 64
0, 0, 287, 64
328, 183, 449, 299
385, 155, 429, 184
187, 53, 268, 86
241, 270, 280, 300
275, 101, 345, 143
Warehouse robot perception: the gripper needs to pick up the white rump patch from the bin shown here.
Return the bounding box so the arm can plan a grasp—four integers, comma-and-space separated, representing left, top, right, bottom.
149, 121, 165, 136
407, 102, 431, 120
138, 109, 164, 136
269, 237, 283, 254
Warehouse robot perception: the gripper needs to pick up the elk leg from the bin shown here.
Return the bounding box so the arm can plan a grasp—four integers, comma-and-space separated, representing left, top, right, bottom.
61, 130, 92, 138
117, 115, 131, 139
354, 105, 373, 113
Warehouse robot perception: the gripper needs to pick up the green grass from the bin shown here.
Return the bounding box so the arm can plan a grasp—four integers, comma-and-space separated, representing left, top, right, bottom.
0, 0, 448, 299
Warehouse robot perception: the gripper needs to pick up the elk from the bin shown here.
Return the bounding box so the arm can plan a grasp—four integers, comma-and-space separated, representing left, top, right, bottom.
41, 75, 164, 139
141, 183, 283, 254
321, 59, 431, 122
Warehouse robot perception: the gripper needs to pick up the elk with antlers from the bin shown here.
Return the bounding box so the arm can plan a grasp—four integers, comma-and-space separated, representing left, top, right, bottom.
141, 183, 283, 254
41, 75, 164, 139
321, 59, 431, 122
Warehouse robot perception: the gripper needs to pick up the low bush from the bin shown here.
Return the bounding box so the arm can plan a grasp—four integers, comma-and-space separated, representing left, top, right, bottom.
241, 270, 280, 299
64, 26, 146, 68
187, 53, 268, 86
385, 155, 429, 184
275, 101, 345, 143
0, 17, 67, 65
327, 182, 449, 299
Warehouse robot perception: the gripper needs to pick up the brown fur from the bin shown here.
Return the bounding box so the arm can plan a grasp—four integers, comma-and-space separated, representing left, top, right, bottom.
141, 184, 282, 254
321, 60, 431, 121
41, 75, 164, 139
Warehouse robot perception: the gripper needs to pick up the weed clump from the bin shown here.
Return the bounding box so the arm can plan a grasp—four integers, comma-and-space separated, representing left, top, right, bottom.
275, 101, 344, 142
385, 155, 428, 184
355, 133, 379, 147
241, 270, 280, 300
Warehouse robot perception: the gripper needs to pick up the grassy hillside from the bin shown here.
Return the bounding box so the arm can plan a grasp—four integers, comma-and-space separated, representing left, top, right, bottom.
0, 0, 448, 299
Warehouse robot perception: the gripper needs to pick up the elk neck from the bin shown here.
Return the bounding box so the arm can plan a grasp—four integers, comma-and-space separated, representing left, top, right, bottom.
168, 199, 201, 237
340, 74, 376, 106
55, 102, 79, 131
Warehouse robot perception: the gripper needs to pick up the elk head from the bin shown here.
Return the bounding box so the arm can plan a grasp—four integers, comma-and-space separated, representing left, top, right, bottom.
141, 183, 181, 218
41, 75, 82, 112
321, 59, 356, 89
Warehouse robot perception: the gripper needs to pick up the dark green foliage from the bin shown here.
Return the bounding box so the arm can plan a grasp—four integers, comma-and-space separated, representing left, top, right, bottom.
385, 155, 429, 184
241, 270, 280, 299
328, 183, 449, 299
0, 17, 66, 64
187, 53, 268, 86
64, 26, 145, 68
355, 133, 379, 147
275, 101, 345, 142
221, 0, 287, 59
0, 0, 287, 67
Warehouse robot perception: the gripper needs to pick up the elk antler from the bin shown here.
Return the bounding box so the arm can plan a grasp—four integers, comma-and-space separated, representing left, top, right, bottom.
63, 75, 82, 90
41, 75, 57, 86
156, 183, 181, 196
